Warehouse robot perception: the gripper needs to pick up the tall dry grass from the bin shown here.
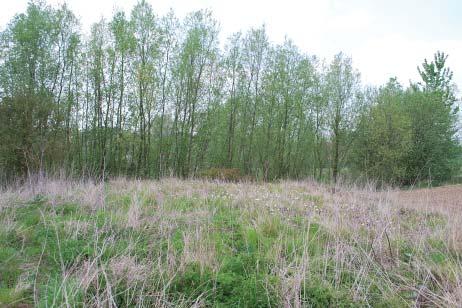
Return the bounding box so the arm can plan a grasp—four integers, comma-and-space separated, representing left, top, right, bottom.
0, 176, 461, 307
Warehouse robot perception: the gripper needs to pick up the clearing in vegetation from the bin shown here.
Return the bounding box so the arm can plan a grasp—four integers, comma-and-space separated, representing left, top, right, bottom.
0, 178, 461, 307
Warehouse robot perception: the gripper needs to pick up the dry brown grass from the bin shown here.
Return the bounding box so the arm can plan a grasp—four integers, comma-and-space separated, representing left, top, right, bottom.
1, 177, 461, 307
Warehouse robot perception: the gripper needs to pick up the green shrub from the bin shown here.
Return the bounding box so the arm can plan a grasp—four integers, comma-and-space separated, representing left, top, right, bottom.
302, 282, 358, 307
199, 168, 243, 182
170, 262, 214, 302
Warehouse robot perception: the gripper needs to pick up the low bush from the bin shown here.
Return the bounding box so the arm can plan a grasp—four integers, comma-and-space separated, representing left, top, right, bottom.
199, 168, 243, 182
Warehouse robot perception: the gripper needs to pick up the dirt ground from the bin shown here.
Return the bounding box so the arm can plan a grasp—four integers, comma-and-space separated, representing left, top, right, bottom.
395, 184, 462, 211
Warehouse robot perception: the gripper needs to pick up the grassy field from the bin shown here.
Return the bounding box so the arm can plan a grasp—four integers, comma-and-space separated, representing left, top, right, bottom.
0, 178, 461, 307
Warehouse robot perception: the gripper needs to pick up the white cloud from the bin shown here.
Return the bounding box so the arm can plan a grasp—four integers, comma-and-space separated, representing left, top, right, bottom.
351, 35, 462, 91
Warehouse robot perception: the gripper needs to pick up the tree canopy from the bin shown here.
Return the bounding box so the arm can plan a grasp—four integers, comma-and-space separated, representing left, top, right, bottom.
0, 1, 460, 186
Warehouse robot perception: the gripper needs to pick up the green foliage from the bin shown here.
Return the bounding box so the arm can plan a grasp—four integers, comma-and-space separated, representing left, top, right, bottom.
0, 2, 460, 185
0, 247, 21, 289
353, 74, 460, 185
0, 1, 79, 181
301, 282, 357, 307
170, 262, 214, 301
353, 80, 413, 184
418, 51, 458, 111
0, 287, 27, 306
403, 90, 460, 185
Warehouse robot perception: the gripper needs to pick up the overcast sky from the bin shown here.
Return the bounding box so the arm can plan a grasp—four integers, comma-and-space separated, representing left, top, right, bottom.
2, 0, 462, 92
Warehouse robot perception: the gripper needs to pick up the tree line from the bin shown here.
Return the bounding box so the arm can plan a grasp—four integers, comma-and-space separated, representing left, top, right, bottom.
0, 1, 460, 185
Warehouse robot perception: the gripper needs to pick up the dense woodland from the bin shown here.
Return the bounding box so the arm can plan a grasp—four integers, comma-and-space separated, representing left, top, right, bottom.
0, 1, 460, 185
